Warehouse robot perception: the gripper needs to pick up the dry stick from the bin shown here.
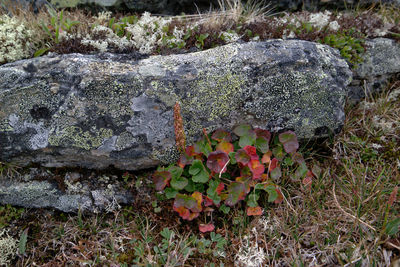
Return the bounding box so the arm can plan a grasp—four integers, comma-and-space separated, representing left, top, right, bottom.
332, 183, 377, 232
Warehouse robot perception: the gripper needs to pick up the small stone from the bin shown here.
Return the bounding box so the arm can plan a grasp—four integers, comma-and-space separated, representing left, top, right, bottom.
65, 172, 81, 183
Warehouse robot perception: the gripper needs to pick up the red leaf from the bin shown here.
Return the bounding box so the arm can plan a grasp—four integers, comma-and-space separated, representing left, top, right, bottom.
199, 223, 215, 233
248, 159, 265, 180
207, 151, 230, 174
216, 183, 225, 195
152, 171, 171, 191
186, 146, 196, 156
254, 128, 271, 142
204, 196, 214, 207
243, 145, 259, 160
270, 158, 278, 171
216, 141, 234, 154
178, 153, 192, 168
247, 206, 263, 216
173, 205, 191, 220
211, 129, 232, 142
235, 149, 251, 165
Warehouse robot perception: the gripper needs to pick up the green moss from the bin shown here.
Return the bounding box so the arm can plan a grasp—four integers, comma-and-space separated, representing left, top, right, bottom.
48, 126, 113, 150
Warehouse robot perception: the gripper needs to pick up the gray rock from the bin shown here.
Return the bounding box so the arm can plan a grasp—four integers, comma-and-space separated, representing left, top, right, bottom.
48, 0, 219, 14
0, 170, 134, 213
269, 0, 400, 11
0, 0, 53, 14
349, 38, 400, 102
0, 40, 352, 170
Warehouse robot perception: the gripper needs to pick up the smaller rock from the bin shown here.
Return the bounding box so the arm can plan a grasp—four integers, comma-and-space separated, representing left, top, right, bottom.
65, 172, 81, 183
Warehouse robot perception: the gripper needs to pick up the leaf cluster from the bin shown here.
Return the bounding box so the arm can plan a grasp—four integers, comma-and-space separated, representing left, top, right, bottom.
153, 125, 318, 232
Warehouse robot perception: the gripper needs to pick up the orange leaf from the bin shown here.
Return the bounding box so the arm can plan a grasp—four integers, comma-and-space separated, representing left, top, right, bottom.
192, 191, 203, 212
261, 151, 272, 164
216, 141, 234, 154
247, 206, 263, 216
274, 188, 284, 204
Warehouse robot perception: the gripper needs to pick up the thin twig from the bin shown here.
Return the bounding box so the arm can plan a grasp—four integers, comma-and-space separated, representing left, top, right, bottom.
332, 183, 377, 232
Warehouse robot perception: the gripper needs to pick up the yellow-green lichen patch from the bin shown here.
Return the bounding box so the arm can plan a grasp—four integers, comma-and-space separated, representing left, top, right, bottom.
48, 126, 113, 150
146, 70, 246, 140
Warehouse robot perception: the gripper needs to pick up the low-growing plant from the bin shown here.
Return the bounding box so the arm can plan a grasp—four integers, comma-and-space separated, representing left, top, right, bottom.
153, 124, 318, 232
35, 7, 80, 57
320, 29, 365, 66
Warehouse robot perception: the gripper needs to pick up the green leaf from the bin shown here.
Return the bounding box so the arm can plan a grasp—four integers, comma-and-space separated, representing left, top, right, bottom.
246, 192, 259, 207
294, 163, 308, 180
34, 47, 49, 57
189, 160, 202, 176
168, 166, 183, 180
19, 228, 28, 255
265, 185, 278, 202
270, 166, 281, 180
239, 133, 256, 148
385, 218, 400, 236
184, 179, 195, 192
219, 204, 230, 214
255, 136, 269, 153
207, 180, 222, 205
233, 125, 252, 136
192, 170, 209, 184
194, 139, 212, 157
229, 152, 237, 164
279, 131, 299, 154
272, 144, 285, 161
165, 187, 178, 199
189, 160, 209, 183
170, 176, 188, 190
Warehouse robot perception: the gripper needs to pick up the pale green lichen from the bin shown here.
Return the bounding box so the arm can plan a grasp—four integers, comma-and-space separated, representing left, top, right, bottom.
0, 14, 37, 64
0, 228, 18, 266
48, 126, 113, 150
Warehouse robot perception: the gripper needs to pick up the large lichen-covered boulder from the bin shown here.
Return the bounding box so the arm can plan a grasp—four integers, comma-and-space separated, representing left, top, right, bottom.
0, 40, 352, 170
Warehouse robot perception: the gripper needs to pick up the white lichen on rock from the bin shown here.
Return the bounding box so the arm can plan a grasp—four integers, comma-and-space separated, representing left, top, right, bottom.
0, 228, 18, 266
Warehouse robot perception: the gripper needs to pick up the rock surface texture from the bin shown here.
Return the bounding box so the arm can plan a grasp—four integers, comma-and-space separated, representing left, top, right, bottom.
349, 38, 400, 102
4, 0, 399, 14
0, 168, 136, 212
0, 40, 352, 171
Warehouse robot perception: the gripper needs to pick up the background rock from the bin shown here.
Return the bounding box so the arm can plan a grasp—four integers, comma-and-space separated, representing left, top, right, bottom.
349, 38, 400, 102
3, 0, 400, 15
0, 40, 352, 170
